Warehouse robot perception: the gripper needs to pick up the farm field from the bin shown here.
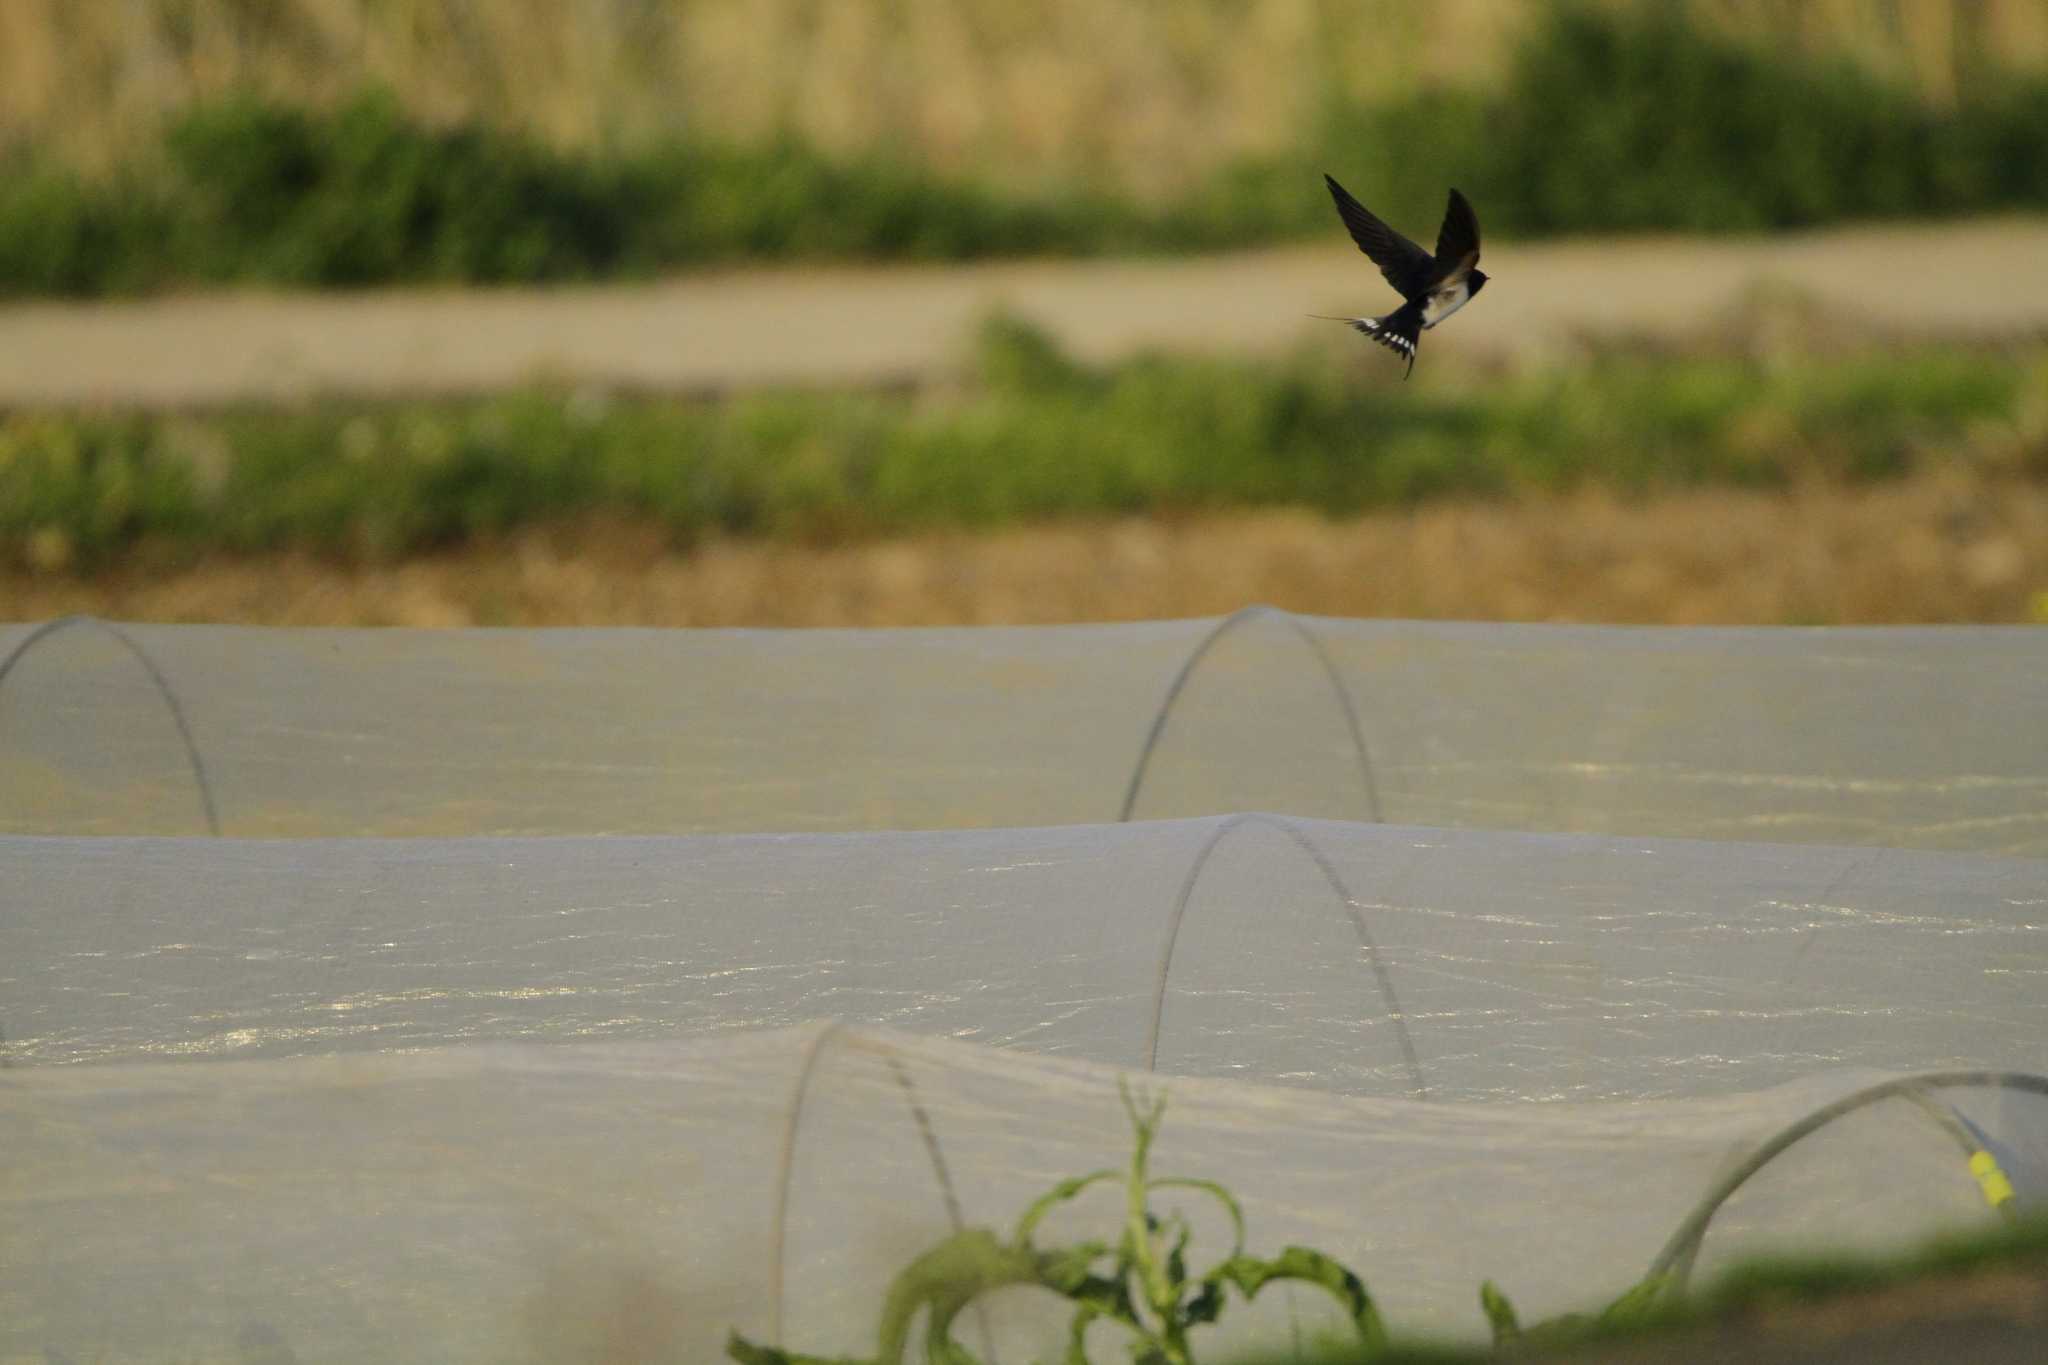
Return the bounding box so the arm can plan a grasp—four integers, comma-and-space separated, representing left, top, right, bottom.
6, 3, 2048, 300
10, 471, 2047, 629
18, 0, 2045, 173
7, 7, 2048, 1361
6, 224, 2046, 597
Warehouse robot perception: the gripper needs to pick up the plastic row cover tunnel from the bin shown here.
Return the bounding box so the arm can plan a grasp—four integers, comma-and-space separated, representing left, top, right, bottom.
4, 1025, 2043, 1364
6, 817, 2046, 1102
4, 614, 2045, 849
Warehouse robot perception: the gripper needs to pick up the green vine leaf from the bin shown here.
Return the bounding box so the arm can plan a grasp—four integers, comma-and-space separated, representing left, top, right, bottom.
1503, 1269, 1678, 1348
1597, 1271, 1675, 1326
1478, 1279, 1520, 1346
1206, 1247, 1389, 1354
1146, 1178, 1247, 1260
1016, 1170, 1120, 1246
728, 1083, 1396, 1365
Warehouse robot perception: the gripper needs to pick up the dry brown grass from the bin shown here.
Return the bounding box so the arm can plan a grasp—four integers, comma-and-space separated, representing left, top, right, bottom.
6, 1, 2045, 185
12, 470, 2046, 629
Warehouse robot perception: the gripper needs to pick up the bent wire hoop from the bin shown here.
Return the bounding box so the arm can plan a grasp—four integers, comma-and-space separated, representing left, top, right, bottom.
1648, 1069, 2048, 1296
1120, 606, 1384, 825
0, 615, 222, 836
770, 1026, 987, 1354
1146, 812, 1427, 1101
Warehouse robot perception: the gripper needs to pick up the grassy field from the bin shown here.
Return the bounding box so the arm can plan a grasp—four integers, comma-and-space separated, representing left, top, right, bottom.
12, 470, 2045, 628
7, 1, 2044, 180
5, 6, 2048, 292
6, 320, 2042, 571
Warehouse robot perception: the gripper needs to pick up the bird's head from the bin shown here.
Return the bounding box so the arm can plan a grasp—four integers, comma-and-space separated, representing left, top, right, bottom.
1466, 268, 1489, 298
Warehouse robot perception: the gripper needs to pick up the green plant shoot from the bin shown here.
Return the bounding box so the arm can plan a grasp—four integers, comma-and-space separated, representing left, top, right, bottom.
726, 1079, 1387, 1365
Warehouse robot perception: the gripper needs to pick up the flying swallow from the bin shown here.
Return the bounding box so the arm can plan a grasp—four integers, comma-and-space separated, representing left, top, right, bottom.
1315, 175, 1487, 378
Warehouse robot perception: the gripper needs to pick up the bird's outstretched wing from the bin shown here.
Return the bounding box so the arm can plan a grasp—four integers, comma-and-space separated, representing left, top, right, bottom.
1433, 188, 1482, 271
1324, 174, 1434, 297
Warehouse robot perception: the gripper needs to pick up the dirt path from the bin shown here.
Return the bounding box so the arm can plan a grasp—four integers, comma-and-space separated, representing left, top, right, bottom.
2, 219, 2046, 407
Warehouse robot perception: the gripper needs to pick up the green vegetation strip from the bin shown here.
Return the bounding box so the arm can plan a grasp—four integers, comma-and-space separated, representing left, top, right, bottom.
5, 319, 2042, 571
1241, 1216, 2048, 1364
5, 7, 2048, 295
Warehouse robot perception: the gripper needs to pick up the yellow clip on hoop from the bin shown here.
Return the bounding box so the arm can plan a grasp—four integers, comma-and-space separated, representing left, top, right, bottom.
1969, 1151, 2016, 1209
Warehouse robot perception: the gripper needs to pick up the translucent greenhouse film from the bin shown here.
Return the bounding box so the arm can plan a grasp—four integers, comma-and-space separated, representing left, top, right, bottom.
3, 614, 2046, 1363
4, 613, 2046, 849
6, 818, 2046, 1101
6, 1028, 2046, 1363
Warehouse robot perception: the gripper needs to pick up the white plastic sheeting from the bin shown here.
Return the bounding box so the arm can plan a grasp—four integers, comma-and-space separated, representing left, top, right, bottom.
6, 1026, 2046, 1365
5, 818, 2046, 1103
4, 613, 2047, 1363
4, 613, 2046, 849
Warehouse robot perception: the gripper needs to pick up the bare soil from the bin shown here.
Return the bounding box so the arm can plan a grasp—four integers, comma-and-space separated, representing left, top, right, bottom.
8, 470, 2045, 628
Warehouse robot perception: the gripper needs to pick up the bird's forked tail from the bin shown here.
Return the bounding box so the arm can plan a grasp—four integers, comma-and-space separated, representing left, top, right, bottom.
1311, 304, 1421, 378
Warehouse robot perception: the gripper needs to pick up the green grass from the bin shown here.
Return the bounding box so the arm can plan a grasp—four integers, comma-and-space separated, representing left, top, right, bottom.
1233, 1216, 2048, 1364
4, 7, 2048, 296
5, 318, 2042, 571
0, 90, 1150, 295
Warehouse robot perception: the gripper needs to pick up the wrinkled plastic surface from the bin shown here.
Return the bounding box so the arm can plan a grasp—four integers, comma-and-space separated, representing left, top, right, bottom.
6, 818, 2045, 1103
5, 1026, 2043, 1364
4, 615, 2045, 849
5, 615, 2047, 1364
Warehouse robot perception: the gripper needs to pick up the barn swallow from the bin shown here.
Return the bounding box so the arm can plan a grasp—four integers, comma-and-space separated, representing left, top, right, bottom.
1315, 175, 1487, 378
